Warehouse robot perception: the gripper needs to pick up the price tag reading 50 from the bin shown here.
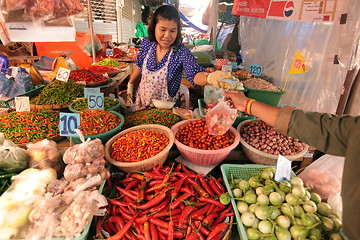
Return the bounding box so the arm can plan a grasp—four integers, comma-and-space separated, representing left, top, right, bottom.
60, 113, 80, 137
88, 92, 104, 109
56, 67, 71, 82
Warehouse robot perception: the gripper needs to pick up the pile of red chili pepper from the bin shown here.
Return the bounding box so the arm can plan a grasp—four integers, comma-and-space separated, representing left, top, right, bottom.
79, 109, 120, 135
97, 163, 233, 240
110, 129, 169, 162
0, 110, 59, 144
175, 118, 235, 150
87, 65, 119, 74
124, 109, 182, 128
68, 69, 107, 84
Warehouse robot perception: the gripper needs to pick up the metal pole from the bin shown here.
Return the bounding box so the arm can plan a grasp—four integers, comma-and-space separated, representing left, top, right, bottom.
86, 0, 96, 64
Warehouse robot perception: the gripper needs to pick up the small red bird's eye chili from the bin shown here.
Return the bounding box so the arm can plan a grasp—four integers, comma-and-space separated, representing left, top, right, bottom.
110, 129, 169, 162
79, 109, 120, 135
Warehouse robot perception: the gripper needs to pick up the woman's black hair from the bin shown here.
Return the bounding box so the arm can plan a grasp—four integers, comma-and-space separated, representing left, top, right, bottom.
148, 5, 182, 46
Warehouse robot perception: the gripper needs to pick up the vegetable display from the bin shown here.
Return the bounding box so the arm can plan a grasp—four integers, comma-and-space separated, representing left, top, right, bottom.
97, 163, 233, 239
240, 120, 305, 156
71, 97, 119, 111
30, 80, 84, 105
87, 65, 119, 74
79, 109, 121, 135
0, 110, 59, 144
68, 69, 107, 84
110, 129, 169, 162
228, 167, 344, 240
175, 118, 235, 150
94, 58, 121, 68
242, 78, 280, 92
124, 108, 182, 128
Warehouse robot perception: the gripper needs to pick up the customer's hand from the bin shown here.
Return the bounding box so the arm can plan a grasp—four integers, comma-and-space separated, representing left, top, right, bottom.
222, 90, 249, 112
206, 71, 231, 89
126, 83, 134, 107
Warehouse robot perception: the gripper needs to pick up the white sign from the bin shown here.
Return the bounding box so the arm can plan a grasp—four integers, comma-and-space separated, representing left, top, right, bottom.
56, 67, 71, 82
15, 96, 30, 112
275, 155, 292, 181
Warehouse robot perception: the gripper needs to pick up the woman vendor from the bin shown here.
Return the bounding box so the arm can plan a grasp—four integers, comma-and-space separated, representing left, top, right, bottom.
126, 5, 231, 111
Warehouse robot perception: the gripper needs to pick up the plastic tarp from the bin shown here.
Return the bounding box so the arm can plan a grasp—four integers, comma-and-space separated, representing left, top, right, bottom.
238, 0, 360, 113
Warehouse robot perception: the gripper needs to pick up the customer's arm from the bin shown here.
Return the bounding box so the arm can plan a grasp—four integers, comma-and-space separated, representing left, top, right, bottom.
222, 90, 280, 127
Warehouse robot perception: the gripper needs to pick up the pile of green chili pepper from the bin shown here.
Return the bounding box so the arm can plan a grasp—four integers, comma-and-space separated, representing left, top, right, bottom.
124, 109, 182, 128
110, 129, 169, 162
79, 109, 121, 135
30, 80, 84, 105
72, 97, 119, 111
94, 59, 120, 68
0, 110, 60, 144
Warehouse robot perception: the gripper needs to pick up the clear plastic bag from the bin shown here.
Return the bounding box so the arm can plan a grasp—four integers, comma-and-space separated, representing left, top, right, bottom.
62, 137, 109, 186
79, 29, 103, 57
299, 154, 344, 200
0, 73, 14, 98
26, 139, 63, 177
205, 99, 237, 135
0, 132, 29, 172
204, 85, 223, 105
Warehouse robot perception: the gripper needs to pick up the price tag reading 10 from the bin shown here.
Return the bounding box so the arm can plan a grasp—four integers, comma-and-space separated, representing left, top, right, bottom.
249, 64, 263, 76
88, 92, 104, 110
60, 112, 80, 137
56, 67, 71, 82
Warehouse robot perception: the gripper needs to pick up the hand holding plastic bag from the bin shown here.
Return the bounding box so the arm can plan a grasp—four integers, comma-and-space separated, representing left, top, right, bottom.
205, 99, 237, 135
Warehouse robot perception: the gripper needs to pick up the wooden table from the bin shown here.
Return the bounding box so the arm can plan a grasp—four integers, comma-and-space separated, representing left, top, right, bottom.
100, 66, 131, 98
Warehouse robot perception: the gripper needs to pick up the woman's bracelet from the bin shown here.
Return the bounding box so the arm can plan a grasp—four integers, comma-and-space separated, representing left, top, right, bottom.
245, 99, 256, 115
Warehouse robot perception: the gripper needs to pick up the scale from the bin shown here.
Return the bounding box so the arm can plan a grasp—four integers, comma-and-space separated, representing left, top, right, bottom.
50, 51, 77, 73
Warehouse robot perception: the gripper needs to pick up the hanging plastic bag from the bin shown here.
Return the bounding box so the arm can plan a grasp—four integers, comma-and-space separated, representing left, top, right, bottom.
79, 30, 103, 57
205, 99, 237, 135
6, 67, 33, 98
299, 154, 344, 200
52, 0, 85, 20
0, 73, 14, 97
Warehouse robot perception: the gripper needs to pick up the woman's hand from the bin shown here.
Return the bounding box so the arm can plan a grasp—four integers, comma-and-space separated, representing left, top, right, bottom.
206, 71, 231, 89
126, 83, 134, 106
222, 90, 249, 112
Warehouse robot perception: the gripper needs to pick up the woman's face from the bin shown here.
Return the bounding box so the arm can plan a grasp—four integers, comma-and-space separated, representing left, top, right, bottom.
155, 17, 178, 49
